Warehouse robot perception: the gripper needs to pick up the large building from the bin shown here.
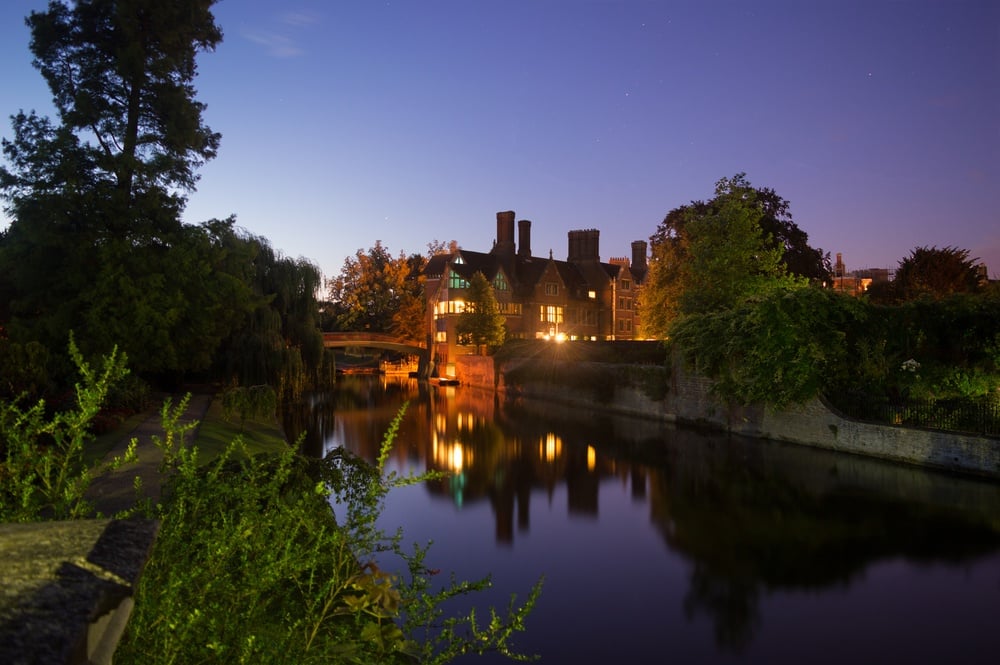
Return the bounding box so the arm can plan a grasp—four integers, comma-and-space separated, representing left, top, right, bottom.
424, 210, 649, 374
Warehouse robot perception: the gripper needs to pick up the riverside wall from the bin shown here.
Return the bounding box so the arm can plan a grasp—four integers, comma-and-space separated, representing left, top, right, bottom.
454, 354, 1000, 481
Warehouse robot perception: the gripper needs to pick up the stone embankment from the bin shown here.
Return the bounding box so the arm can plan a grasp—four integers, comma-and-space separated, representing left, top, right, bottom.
455, 353, 1000, 481
0, 394, 212, 665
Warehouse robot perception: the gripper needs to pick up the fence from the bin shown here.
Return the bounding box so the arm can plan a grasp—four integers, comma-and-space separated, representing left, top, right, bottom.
829, 392, 1000, 438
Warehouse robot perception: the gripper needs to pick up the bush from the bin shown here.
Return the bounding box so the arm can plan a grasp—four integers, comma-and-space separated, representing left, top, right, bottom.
118, 406, 542, 664
0, 338, 134, 521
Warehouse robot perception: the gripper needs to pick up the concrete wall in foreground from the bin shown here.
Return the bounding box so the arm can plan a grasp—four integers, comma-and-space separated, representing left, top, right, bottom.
455, 354, 1000, 481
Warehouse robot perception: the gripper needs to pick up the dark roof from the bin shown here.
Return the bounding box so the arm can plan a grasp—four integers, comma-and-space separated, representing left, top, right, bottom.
430, 245, 620, 301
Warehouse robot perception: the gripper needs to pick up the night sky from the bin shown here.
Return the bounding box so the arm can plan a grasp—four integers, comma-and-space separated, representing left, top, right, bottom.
2, 0, 998, 280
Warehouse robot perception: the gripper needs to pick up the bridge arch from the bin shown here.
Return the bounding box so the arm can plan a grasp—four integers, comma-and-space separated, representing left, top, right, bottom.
322, 332, 430, 375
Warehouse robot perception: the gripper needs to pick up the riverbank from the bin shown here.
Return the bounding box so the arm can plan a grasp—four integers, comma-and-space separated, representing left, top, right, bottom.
454, 351, 1000, 481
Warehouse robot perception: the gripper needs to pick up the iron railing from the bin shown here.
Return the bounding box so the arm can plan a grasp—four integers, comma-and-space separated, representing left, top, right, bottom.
828, 392, 1000, 438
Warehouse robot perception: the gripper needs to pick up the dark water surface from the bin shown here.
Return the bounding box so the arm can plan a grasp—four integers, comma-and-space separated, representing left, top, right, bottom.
285, 375, 1000, 664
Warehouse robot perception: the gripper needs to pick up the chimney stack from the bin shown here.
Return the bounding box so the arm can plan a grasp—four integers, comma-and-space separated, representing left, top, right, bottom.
518, 219, 532, 258
631, 240, 647, 273
568, 229, 600, 262
495, 211, 515, 257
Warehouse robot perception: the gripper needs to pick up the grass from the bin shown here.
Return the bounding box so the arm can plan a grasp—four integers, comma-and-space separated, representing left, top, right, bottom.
191, 395, 290, 461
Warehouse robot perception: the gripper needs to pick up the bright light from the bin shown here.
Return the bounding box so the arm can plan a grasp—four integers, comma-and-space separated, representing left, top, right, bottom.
540, 433, 562, 462
587, 445, 596, 471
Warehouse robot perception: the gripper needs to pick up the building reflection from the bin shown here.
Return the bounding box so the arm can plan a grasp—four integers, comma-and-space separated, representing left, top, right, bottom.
293, 375, 1000, 653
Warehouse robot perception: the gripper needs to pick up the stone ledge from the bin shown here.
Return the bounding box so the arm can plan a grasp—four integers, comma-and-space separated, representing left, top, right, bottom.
0, 519, 159, 665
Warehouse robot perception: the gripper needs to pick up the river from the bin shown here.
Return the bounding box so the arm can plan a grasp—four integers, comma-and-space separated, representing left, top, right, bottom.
284, 374, 1000, 664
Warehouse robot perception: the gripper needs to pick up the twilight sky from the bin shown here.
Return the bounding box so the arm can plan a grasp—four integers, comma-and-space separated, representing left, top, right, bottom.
2, 0, 998, 280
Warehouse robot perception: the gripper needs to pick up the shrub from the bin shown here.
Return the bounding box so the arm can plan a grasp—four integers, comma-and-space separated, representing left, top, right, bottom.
119, 405, 542, 664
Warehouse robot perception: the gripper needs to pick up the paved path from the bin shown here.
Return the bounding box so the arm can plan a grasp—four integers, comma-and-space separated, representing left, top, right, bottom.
85, 393, 213, 517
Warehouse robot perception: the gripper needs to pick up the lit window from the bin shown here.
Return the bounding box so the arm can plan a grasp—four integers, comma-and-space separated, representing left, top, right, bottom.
588, 290, 597, 299
493, 272, 508, 291
449, 270, 469, 289
540, 305, 563, 324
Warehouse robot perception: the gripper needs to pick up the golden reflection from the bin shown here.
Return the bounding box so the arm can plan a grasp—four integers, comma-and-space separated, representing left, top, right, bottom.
540, 433, 562, 463
587, 445, 596, 471
432, 433, 470, 473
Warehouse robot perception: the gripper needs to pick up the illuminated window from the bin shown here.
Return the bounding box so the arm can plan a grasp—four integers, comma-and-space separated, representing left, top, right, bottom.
449, 270, 469, 289
493, 272, 508, 291
588, 290, 597, 299
498, 302, 522, 315
540, 305, 563, 323
435, 331, 447, 342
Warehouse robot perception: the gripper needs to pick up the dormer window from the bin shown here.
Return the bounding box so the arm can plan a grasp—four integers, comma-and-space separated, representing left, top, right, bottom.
493, 272, 508, 291
545, 283, 558, 296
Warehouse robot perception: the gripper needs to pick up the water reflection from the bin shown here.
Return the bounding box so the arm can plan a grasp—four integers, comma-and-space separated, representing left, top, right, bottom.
285, 375, 1000, 660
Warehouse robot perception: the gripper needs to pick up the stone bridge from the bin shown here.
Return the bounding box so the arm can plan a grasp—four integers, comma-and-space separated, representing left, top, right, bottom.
322, 332, 430, 375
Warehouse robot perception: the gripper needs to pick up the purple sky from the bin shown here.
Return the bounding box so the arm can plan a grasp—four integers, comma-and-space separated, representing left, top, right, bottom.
2, 0, 998, 280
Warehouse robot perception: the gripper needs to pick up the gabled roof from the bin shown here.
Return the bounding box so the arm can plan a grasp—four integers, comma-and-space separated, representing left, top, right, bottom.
429, 245, 620, 301
424, 253, 452, 278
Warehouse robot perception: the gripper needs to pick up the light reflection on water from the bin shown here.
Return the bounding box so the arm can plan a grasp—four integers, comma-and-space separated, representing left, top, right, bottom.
285, 375, 1000, 664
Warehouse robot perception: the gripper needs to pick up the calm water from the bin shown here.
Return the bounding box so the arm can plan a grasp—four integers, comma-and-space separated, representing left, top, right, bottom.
285, 375, 1000, 665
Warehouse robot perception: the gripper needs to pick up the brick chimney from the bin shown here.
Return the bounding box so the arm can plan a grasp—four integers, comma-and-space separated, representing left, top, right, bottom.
631, 240, 647, 273
567, 229, 600, 262
494, 211, 515, 258
518, 219, 532, 257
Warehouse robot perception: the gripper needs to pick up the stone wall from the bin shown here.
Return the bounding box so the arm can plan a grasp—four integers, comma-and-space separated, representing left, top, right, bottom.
455, 353, 1000, 480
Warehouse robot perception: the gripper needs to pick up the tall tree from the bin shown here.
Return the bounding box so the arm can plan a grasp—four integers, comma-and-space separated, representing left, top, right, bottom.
218, 234, 326, 395
327, 241, 418, 335
893, 246, 983, 302
643, 174, 820, 337
21, 0, 221, 206
0, 0, 226, 381
455, 272, 506, 355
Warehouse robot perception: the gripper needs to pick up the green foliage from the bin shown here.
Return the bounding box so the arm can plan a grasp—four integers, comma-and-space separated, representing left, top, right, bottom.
670, 286, 869, 408
678, 179, 796, 316
893, 245, 984, 302
0, 338, 50, 401
670, 283, 1000, 410
643, 173, 816, 336
118, 405, 541, 664
0, 338, 134, 521
221, 384, 278, 432
455, 272, 507, 355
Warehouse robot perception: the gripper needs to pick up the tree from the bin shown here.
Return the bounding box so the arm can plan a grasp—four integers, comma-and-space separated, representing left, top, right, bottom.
893, 246, 983, 301
19, 0, 221, 205
326, 241, 421, 335
0, 0, 227, 382
455, 271, 506, 354
216, 232, 328, 396
643, 174, 805, 337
